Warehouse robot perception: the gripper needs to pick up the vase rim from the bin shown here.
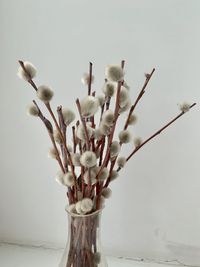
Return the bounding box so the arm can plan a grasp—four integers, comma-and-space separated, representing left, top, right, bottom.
66, 206, 105, 218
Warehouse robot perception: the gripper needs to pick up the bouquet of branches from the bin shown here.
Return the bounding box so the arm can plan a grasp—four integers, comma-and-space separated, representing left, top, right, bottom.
17, 60, 196, 267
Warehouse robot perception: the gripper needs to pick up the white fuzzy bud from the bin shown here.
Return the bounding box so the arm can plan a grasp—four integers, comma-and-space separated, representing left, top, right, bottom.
80, 151, 97, 168
94, 128, 103, 140
117, 157, 126, 168
102, 82, 116, 97
62, 108, 75, 126
71, 153, 81, 166
37, 85, 54, 103
119, 86, 130, 108
110, 141, 120, 158
179, 102, 190, 113
93, 252, 101, 264
97, 95, 105, 107
75, 201, 85, 214
26, 103, 39, 117
102, 110, 114, 126
99, 122, 111, 136
134, 137, 142, 147
128, 114, 137, 125
81, 198, 93, 213
98, 167, 109, 181
80, 96, 99, 117
63, 172, 74, 187
18, 61, 36, 81
110, 170, 119, 182
55, 171, 64, 185
105, 65, 124, 82
101, 187, 112, 199
84, 168, 97, 185
119, 98, 131, 114
48, 147, 60, 159
119, 130, 132, 144
65, 204, 76, 214
123, 81, 130, 90
76, 124, 94, 141
53, 129, 62, 144
81, 73, 94, 85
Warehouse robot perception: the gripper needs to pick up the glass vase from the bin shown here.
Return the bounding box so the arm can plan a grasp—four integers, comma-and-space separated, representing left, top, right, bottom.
59, 209, 108, 267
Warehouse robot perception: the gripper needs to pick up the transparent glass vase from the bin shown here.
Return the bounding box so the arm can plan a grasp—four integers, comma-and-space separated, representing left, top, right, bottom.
59, 209, 108, 267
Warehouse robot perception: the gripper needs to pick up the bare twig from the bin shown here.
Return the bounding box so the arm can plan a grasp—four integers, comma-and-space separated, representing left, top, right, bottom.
118, 103, 197, 172
124, 68, 155, 130
88, 62, 93, 96
57, 106, 69, 172
72, 126, 77, 153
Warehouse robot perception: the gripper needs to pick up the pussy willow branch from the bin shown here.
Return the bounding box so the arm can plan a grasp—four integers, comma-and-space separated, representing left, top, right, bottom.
101, 60, 126, 188
124, 68, 155, 130
46, 104, 78, 200
117, 103, 197, 172
76, 99, 93, 194
97, 81, 122, 176
19, 60, 78, 200
32, 100, 65, 174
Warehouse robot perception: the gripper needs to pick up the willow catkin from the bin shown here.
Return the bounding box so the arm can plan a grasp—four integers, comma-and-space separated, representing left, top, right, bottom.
80, 151, 97, 168
81, 73, 94, 85
179, 102, 190, 113
105, 65, 124, 82
26, 103, 39, 116
62, 108, 75, 126
18, 61, 36, 81
37, 85, 54, 103
80, 96, 99, 117
102, 81, 116, 97
117, 157, 126, 168
118, 130, 132, 144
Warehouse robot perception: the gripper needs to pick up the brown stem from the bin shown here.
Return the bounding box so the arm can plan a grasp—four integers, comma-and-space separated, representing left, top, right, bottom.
104, 158, 116, 188
72, 126, 77, 153
121, 59, 125, 69
105, 96, 111, 110
57, 106, 69, 172
124, 68, 155, 130
88, 62, 93, 96
98, 137, 105, 167
118, 103, 197, 172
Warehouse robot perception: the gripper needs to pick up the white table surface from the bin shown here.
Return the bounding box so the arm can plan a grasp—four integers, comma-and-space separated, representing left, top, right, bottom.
0, 243, 184, 267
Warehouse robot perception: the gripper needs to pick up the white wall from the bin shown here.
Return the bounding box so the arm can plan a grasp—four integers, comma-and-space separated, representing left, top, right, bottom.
0, 0, 200, 266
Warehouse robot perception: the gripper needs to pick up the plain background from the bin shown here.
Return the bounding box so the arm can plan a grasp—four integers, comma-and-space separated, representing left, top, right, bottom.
0, 0, 200, 266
